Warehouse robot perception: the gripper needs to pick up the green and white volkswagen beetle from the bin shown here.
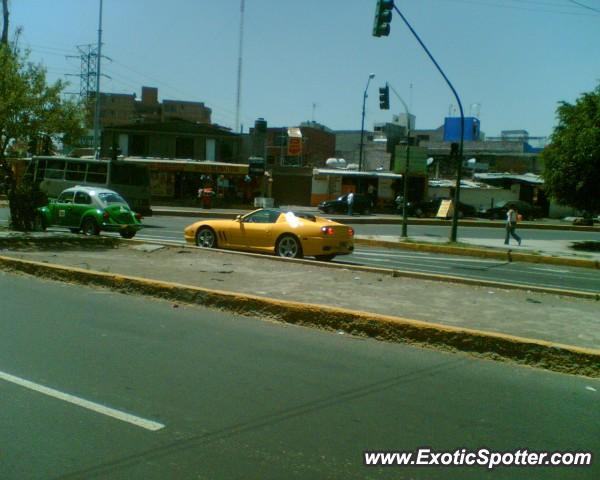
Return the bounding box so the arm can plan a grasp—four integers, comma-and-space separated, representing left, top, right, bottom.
36, 186, 143, 238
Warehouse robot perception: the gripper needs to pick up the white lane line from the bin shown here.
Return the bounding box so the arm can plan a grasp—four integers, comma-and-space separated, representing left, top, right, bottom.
345, 257, 452, 270
530, 267, 571, 274
353, 250, 501, 264
0, 370, 165, 431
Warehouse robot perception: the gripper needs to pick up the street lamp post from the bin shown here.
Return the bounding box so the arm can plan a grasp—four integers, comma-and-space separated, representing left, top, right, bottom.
359, 73, 375, 172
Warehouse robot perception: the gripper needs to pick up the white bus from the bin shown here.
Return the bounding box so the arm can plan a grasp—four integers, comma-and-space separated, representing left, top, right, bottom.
25, 156, 152, 215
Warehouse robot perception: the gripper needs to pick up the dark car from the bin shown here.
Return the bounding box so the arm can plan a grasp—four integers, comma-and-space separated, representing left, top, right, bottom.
318, 193, 372, 215
395, 197, 476, 218
479, 200, 542, 221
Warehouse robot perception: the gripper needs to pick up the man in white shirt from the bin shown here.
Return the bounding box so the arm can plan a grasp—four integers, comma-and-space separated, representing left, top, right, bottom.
505, 207, 522, 246
347, 192, 354, 216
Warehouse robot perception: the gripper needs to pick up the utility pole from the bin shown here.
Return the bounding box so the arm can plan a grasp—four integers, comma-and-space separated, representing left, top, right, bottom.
235, 0, 245, 133
92, 0, 104, 159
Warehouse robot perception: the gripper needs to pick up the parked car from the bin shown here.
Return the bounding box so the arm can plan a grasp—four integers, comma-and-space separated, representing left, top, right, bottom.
36, 186, 143, 238
184, 208, 354, 261
395, 196, 477, 218
479, 200, 542, 221
318, 193, 372, 215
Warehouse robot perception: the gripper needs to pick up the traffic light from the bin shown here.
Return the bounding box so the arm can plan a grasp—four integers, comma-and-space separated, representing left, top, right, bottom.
379, 85, 390, 110
373, 0, 394, 37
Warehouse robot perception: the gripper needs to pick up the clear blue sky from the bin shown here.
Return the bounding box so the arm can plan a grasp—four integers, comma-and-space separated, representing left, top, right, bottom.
9, 0, 600, 137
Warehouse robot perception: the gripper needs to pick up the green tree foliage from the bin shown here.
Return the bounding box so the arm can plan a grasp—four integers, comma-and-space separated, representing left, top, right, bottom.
541, 84, 600, 215
0, 43, 84, 230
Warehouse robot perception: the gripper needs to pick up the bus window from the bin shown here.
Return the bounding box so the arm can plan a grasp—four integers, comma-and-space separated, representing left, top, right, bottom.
85, 163, 108, 184
45, 160, 65, 179
110, 163, 149, 186
65, 162, 86, 181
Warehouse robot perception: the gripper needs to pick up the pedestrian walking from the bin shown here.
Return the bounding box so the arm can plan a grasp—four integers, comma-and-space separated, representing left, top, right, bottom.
347, 192, 354, 216
504, 207, 522, 245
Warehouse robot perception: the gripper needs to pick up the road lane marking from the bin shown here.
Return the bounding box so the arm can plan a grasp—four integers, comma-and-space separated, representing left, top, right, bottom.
353, 250, 502, 264
530, 267, 571, 274
0, 370, 165, 431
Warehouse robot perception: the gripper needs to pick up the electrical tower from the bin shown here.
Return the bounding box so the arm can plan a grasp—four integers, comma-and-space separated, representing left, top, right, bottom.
67, 44, 110, 102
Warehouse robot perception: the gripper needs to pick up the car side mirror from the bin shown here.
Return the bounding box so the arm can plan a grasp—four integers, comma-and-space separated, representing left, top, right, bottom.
235, 214, 242, 222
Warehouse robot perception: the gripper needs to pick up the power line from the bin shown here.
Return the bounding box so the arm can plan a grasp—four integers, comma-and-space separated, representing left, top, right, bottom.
432, 0, 600, 16
566, 0, 600, 14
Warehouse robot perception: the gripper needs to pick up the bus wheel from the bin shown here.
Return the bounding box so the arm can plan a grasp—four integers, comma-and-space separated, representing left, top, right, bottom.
82, 218, 100, 236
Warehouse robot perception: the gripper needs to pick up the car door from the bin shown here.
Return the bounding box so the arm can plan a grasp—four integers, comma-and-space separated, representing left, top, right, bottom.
239, 210, 279, 251
70, 191, 93, 227
53, 191, 75, 226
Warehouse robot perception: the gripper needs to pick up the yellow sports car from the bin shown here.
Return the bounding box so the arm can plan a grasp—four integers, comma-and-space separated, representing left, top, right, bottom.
183, 208, 354, 261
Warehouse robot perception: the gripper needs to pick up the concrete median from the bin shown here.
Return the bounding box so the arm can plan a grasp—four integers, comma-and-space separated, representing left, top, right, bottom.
1, 254, 599, 378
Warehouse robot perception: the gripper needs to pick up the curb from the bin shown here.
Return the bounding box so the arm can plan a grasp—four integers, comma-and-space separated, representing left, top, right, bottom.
0, 254, 599, 378
355, 237, 600, 270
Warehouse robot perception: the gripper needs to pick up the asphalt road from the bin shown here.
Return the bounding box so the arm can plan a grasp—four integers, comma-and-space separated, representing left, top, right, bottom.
2, 209, 599, 293
1, 272, 598, 480
132, 216, 600, 293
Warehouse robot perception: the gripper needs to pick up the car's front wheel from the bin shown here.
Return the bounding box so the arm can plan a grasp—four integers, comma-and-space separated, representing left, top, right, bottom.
195, 227, 217, 248
276, 234, 303, 259
82, 217, 100, 236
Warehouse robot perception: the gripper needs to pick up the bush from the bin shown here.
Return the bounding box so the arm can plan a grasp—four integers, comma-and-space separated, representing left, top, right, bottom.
8, 181, 48, 231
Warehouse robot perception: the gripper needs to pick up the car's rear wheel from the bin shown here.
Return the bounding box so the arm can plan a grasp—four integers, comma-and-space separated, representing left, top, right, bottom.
195, 227, 217, 248
276, 234, 303, 259
119, 229, 136, 239
82, 217, 100, 236
315, 254, 336, 262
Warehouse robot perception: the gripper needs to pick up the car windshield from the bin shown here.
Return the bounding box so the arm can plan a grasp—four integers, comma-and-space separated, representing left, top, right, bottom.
97, 192, 127, 205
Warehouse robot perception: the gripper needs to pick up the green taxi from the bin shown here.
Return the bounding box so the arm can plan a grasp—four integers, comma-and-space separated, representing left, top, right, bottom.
37, 186, 143, 238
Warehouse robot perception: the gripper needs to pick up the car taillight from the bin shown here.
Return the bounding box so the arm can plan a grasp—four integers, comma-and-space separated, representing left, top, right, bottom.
135, 213, 142, 220
348, 227, 354, 236
102, 211, 110, 220
321, 226, 335, 235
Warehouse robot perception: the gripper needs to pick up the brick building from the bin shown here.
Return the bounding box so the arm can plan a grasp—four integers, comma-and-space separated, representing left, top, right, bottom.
90, 86, 212, 129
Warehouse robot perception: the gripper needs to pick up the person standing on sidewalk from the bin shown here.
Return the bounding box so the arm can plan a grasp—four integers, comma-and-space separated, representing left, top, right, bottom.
347, 192, 354, 216
505, 207, 522, 245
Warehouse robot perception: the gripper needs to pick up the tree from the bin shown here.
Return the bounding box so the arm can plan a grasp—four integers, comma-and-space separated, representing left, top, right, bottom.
0, 17, 84, 229
541, 84, 600, 216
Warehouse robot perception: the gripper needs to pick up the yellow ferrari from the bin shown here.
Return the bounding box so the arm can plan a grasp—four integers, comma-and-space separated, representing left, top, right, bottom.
184, 208, 354, 261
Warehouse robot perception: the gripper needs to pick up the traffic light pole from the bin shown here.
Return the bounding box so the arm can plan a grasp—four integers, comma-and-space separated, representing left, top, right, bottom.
392, 4, 464, 242
386, 83, 411, 237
